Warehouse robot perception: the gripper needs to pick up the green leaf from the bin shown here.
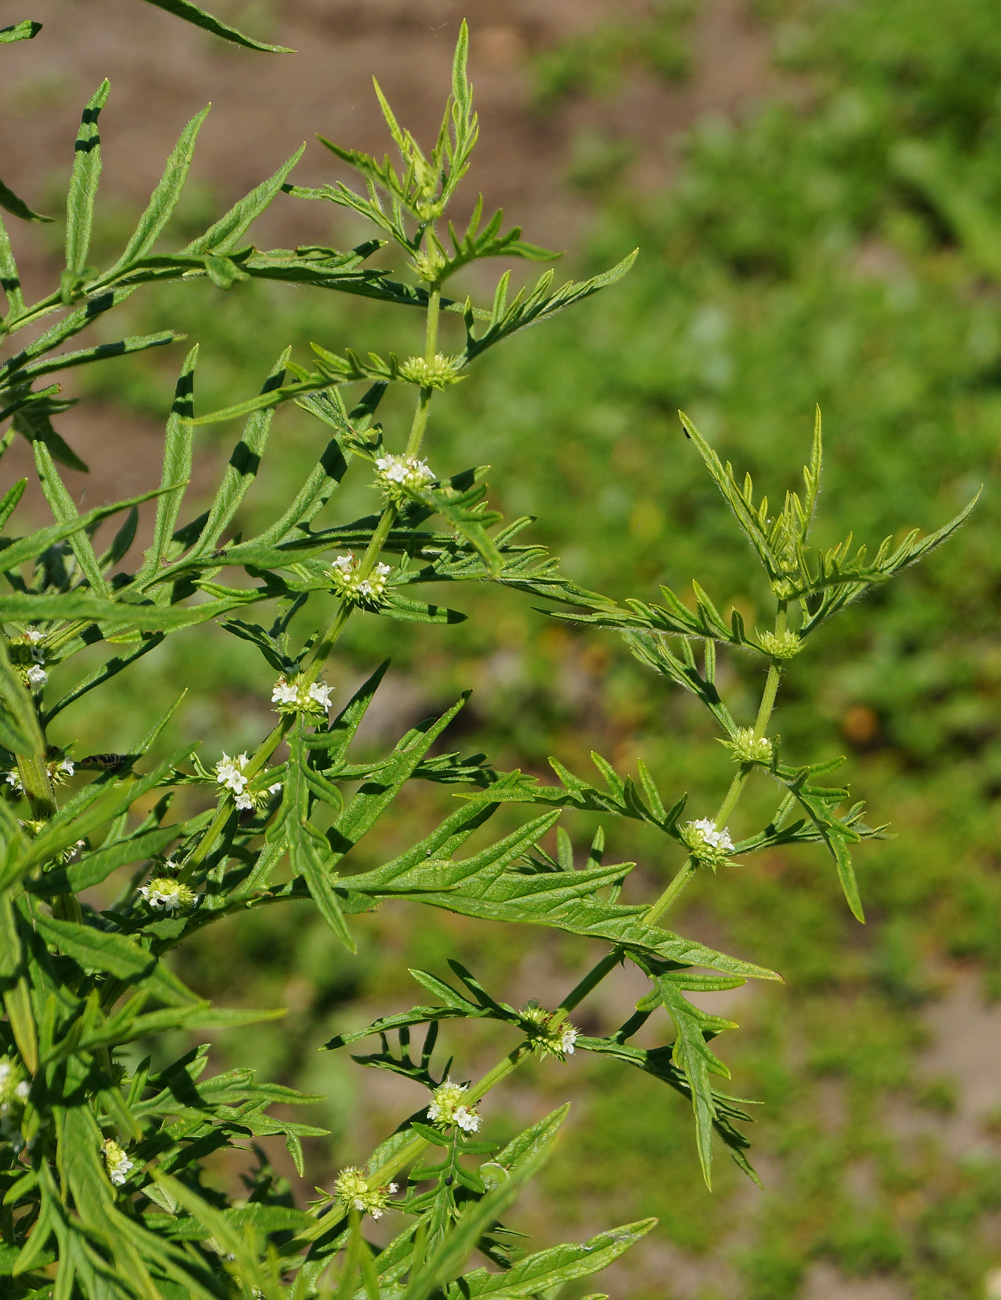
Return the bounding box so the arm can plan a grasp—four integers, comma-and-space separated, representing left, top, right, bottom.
188, 351, 288, 556
182, 146, 305, 256
0, 19, 42, 43
0, 176, 53, 222
65, 81, 111, 280
651, 969, 739, 1188
33, 914, 199, 1005
348, 810, 778, 979
32, 437, 110, 597
0, 589, 232, 631
136, 348, 197, 581
318, 694, 470, 867
15, 327, 178, 386
286, 722, 355, 950
1, 483, 175, 579
0, 209, 24, 315
462, 251, 637, 365
27, 825, 179, 897
140, 0, 293, 51
105, 107, 210, 277
579, 1034, 759, 1183
377, 591, 467, 624
442, 1219, 656, 1298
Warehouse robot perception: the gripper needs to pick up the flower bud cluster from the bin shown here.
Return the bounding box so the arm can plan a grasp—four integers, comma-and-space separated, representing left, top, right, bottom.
139, 875, 199, 912
48, 756, 74, 786
214, 753, 282, 812
102, 1138, 134, 1187
520, 1004, 579, 1060
720, 727, 773, 766
681, 818, 735, 869
427, 1079, 481, 1132
398, 353, 463, 390
332, 1166, 398, 1220
374, 453, 435, 503
271, 675, 334, 717
330, 553, 392, 603
756, 628, 802, 659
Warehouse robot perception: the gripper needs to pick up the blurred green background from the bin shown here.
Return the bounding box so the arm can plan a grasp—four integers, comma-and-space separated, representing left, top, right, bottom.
4, 1, 1001, 1296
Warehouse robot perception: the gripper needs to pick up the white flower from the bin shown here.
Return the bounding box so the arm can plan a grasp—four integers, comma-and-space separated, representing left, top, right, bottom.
268, 781, 282, 795
26, 664, 47, 688
330, 553, 354, 575
558, 1024, 578, 1055
234, 791, 254, 811
308, 681, 333, 709
271, 678, 300, 707
58, 758, 74, 777
14, 1081, 29, 1102
454, 1105, 481, 1132
102, 1139, 134, 1187
139, 876, 199, 912
4, 771, 23, 794
427, 1079, 481, 1132
25, 628, 44, 643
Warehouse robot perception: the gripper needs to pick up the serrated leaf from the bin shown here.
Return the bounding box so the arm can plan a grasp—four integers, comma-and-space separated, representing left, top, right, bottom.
286, 722, 354, 950
33, 914, 199, 1005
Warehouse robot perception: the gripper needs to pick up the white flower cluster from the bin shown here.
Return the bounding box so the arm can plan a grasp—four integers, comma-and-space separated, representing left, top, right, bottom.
271, 675, 334, 716
214, 752, 281, 812
332, 1166, 398, 1220
427, 1079, 481, 1133
4, 771, 22, 795
330, 553, 392, 603
139, 875, 199, 912
681, 818, 735, 869
521, 1005, 579, 1060
374, 453, 435, 502
102, 1138, 134, 1187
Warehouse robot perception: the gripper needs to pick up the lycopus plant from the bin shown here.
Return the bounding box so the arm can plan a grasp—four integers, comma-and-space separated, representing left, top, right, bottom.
0, 7, 974, 1297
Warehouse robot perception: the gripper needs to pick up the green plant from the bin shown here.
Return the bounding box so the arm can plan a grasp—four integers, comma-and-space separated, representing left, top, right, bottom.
0, 7, 976, 1298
